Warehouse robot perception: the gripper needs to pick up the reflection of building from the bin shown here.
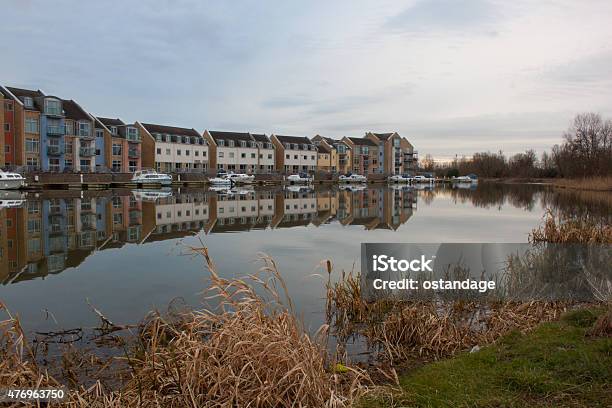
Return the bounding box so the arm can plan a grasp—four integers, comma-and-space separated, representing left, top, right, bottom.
1, 187, 418, 285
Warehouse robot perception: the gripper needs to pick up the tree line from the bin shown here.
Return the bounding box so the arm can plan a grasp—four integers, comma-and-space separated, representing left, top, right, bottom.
421, 113, 612, 179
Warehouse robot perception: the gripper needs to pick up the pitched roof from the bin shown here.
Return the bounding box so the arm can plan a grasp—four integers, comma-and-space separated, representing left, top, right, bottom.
208, 131, 253, 143
141, 123, 200, 138
251, 133, 270, 143
274, 135, 313, 145
348, 137, 377, 146
97, 117, 125, 127
62, 99, 91, 121
372, 132, 396, 140
317, 144, 331, 153
5, 87, 45, 110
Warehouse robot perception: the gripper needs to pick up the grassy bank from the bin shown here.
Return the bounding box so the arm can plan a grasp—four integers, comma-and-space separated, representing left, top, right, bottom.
361, 308, 612, 408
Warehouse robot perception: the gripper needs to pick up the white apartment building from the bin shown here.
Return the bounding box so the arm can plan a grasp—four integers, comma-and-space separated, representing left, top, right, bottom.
271, 135, 317, 173
139, 122, 209, 172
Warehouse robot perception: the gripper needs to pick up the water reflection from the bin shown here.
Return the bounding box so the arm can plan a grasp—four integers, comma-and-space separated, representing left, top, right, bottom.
1, 183, 611, 287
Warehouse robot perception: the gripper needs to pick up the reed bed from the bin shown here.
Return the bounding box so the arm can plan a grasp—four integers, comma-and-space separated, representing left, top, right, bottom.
553, 176, 612, 191
530, 209, 612, 243
0, 250, 370, 407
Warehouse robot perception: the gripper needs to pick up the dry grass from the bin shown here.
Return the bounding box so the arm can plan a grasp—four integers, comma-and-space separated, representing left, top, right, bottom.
530, 209, 612, 243
0, 250, 370, 407
553, 176, 612, 191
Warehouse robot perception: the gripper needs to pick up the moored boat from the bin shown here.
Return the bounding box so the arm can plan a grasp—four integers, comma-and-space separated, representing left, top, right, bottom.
131, 169, 172, 186
287, 173, 313, 183
0, 170, 25, 190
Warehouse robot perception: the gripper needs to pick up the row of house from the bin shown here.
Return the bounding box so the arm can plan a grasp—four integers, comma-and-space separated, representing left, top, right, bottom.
1, 85, 418, 175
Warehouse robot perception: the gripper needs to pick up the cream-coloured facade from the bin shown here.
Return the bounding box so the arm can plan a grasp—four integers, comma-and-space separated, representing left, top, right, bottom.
203, 131, 275, 173
139, 122, 208, 172
271, 135, 317, 173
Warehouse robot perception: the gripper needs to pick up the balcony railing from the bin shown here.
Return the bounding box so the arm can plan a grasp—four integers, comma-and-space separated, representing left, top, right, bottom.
128, 149, 140, 158
47, 126, 65, 136
78, 131, 93, 138
47, 146, 62, 155
126, 133, 141, 142
79, 147, 96, 156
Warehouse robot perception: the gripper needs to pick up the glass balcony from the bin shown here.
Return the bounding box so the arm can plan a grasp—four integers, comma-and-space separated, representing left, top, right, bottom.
128, 149, 140, 158
47, 125, 65, 136
79, 147, 96, 156
126, 133, 141, 142
47, 145, 63, 155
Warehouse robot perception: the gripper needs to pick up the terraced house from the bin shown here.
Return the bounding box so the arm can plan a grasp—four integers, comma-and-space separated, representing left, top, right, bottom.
139, 122, 208, 172
271, 135, 317, 173
252, 133, 275, 173
365, 132, 417, 176
342, 137, 379, 175
203, 131, 258, 173
95, 117, 142, 172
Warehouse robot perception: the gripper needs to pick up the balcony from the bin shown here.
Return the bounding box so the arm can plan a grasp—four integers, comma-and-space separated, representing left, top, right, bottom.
79, 147, 96, 157
78, 131, 93, 139
47, 145, 63, 155
128, 149, 140, 158
47, 126, 65, 136
126, 133, 141, 143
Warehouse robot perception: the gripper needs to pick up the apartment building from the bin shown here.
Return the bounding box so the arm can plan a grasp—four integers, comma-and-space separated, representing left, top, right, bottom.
96, 117, 142, 172
312, 135, 352, 174
62, 99, 95, 172
0, 88, 15, 167
252, 134, 275, 173
204, 131, 257, 173
271, 135, 317, 173
139, 122, 208, 172
2, 87, 44, 170
365, 132, 417, 175
342, 137, 379, 175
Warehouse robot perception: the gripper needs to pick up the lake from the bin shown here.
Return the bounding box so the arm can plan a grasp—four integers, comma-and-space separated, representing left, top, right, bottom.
0, 183, 609, 336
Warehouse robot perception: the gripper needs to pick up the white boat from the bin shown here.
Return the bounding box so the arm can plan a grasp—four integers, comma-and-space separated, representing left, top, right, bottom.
132, 189, 173, 201
131, 169, 172, 186
225, 173, 255, 184
338, 173, 367, 183
286, 185, 313, 193
287, 173, 313, 183
452, 176, 472, 182
412, 175, 434, 183
0, 170, 25, 190
339, 184, 366, 192
0, 190, 26, 208
209, 176, 232, 185
389, 174, 412, 183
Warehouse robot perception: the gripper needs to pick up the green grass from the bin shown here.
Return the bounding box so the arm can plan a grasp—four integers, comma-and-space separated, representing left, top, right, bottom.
361, 308, 612, 408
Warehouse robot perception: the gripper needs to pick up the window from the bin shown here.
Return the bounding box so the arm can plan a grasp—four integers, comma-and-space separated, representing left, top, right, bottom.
78, 122, 91, 137
185, 150, 190, 156
166, 148, 170, 155
229, 152, 234, 158
45, 99, 62, 115
65, 140, 73, 154
157, 148, 161, 154
110, 126, 117, 135
127, 127, 138, 140
251, 153, 256, 158
23, 97, 34, 108
64, 159, 72, 169
268, 154, 273, 159
129, 160, 137, 172
218, 152, 224, 158
48, 158, 60, 172
27, 201, 40, 214
26, 157, 38, 167
4, 101, 13, 111
27, 219, 41, 233
112, 160, 121, 171
96, 129, 103, 138
195, 151, 199, 157
27, 238, 41, 255
25, 138, 39, 153
112, 144, 121, 155
113, 213, 123, 225
65, 121, 74, 135
26, 118, 38, 133
294, 155, 298, 159
303, 155, 307, 160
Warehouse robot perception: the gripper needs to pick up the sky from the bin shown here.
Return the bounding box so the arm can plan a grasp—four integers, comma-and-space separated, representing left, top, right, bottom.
2, 0, 612, 160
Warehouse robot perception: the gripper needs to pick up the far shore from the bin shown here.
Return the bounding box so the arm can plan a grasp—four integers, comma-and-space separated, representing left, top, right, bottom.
483, 176, 612, 192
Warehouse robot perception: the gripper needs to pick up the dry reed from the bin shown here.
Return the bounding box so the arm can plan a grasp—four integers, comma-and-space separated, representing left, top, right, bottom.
0, 250, 370, 407
530, 209, 612, 244
553, 176, 612, 192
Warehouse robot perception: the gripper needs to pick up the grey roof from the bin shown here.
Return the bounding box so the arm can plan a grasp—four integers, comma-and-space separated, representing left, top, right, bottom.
251, 133, 271, 143
97, 117, 125, 127
142, 123, 201, 138
208, 131, 253, 143
274, 135, 313, 144
5, 87, 45, 111
62, 99, 91, 121
317, 144, 331, 153
372, 132, 396, 140
348, 137, 377, 146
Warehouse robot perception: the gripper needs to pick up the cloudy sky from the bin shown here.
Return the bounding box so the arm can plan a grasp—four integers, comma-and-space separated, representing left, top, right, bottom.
2, 0, 611, 160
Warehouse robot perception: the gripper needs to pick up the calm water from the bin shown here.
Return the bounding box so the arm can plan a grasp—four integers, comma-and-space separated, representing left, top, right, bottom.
0, 183, 608, 334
